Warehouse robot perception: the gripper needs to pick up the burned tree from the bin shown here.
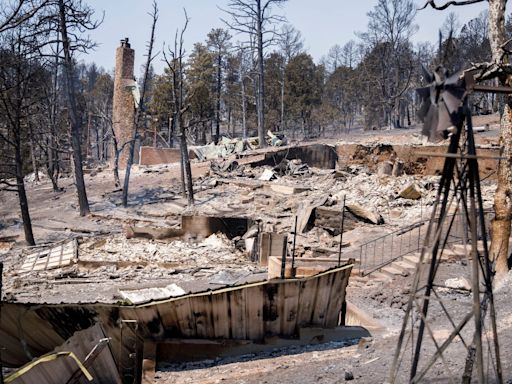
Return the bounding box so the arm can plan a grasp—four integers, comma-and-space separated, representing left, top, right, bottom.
222, 0, 288, 148
56, 0, 101, 216
164, 10, 194, 205
122, 1, 159, 207
0, 39, 45, 245
359, 0, 417, 129
0, 0, 49, 33
207, 28, 232, 144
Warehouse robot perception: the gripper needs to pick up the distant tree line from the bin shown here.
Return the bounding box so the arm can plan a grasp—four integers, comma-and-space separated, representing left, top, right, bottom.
144, 1, 502, 146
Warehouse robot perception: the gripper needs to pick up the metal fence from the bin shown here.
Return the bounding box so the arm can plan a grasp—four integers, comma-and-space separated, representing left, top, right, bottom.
358, 210, 493, 276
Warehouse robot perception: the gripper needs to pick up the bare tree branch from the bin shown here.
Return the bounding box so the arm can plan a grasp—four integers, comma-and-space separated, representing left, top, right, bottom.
419, 0, 485, 11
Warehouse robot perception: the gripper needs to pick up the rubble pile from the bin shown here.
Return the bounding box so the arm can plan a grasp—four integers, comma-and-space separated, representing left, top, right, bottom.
2, 232, 266, 304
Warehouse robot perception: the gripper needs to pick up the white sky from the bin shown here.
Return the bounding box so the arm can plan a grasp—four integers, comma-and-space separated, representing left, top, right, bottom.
82, 0, 489, 74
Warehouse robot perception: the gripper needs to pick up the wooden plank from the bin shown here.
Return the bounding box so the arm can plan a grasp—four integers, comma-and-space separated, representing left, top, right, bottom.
173, 298, 196, 338
259, 233, 270, 267
155, 301, 181, 338
211, 292, 230, 339
324, 269, 351, 326
311, 273, 336, 327
280, 281, 300, 337
7, 323, 120, 384
245, 285, 265, 341
128, 306, 161, 339
227, 289, 246, 339
269, 184, 309, 195
190, 295, 215, 339
263, 282, 282, 337
296, 278, 319, 327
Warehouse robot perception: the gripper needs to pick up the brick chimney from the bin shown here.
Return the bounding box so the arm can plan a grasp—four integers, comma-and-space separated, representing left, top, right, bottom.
112, 38, 136, 169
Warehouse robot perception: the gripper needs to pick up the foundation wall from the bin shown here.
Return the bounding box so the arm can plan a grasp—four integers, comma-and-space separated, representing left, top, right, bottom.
252, 144, 338, 169
139, 146, 182, 166
335, 144, 498, 178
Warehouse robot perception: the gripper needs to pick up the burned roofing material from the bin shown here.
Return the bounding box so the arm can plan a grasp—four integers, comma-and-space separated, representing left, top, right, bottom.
417, 66, 465, 143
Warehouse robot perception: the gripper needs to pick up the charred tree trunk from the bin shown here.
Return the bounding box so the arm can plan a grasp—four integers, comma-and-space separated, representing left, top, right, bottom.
256, 0, 266, 148
110, 127, 121, 188
180, 130, 194, 205
488, 0, 511, 279
47, 37, 60, 192
58, 0, 90, 216
13, 96, 35, 245
280, 76, 285, 132
122, 3, 158, 207
15, 141, 35, 245
241, 76, 247, 139
491, 102, 512, 278
215, 53, 222, 144
28, 124, 39, 182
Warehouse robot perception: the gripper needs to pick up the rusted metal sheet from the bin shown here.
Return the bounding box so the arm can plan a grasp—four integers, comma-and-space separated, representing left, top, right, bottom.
1, 263, 353, 369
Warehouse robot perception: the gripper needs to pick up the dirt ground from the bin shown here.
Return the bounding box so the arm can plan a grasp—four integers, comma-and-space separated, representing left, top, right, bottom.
155, 266, 512, 384
1, 120, 510, 383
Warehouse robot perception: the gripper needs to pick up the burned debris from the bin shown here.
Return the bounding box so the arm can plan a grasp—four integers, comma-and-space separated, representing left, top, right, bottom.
1, 1, 512, 383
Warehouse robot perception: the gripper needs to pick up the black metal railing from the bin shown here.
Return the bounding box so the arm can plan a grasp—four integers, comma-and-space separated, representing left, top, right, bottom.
358, 210, 493, 276
359, 220, 426, 276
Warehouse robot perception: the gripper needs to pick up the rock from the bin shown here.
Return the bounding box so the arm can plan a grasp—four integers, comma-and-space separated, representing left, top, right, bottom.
345, 203, 384, 225
207, 179, 218, 187
389, 209, 402, 219
242, 225, 259, 239
445, 277, 471, 291
357, 336, 373, 351
377, 161, 393, 176
392, 160, 404, 177
259, 168, 276, 181
344, 371, 354, 381
399, 183, 422, 200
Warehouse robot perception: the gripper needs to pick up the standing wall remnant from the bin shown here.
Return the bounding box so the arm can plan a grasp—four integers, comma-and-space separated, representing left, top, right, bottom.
112, 38, 136, 169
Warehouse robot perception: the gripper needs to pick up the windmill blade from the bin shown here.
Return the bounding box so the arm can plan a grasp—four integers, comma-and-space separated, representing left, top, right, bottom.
429, 84, 439, 105
418, 100, 430, 122
416, 65, 466, 143
416, 86, 430, 99
422, 104, 439, 140
442, 87, 465, 114
444, 71, 461, 85
421, 64, 434, 84
436, 102, 453, 135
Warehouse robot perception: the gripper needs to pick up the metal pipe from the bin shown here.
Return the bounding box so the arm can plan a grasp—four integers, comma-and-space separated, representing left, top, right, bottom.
291, 215, 298, 275
359, 246, 363, 276
338, 195, 346, 266
0, 262, 3, 384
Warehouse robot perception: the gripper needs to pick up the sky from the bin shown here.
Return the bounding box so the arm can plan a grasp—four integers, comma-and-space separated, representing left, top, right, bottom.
82, 0, 489, 75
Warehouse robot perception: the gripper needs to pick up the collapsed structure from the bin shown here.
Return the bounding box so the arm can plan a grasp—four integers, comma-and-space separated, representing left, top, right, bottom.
1, 126, 503, 382
0, 36, 506, 381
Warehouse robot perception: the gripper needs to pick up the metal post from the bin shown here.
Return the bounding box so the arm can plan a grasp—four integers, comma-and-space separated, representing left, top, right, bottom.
418, 224, 421, 251
0, 262, 3, 384
390, 235, 394, 263
281, 236, 287, 279
338, 195, 346, 266
291, 216, 298, 276
359, 246, 363, 276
